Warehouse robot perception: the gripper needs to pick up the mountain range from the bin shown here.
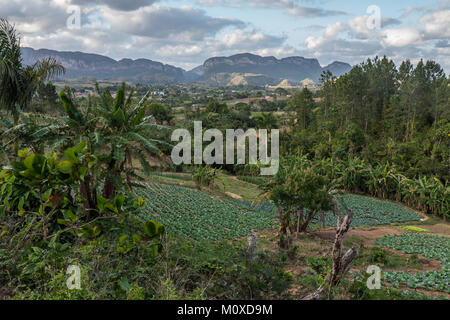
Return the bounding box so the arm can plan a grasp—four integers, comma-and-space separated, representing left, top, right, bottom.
21, 47, 352, 86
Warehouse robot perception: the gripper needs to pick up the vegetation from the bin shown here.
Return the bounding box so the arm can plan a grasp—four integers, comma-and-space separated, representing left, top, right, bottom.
0, 19, 65, 125
137, 182, 277, 241
232, 194, 422, 227
261, 156, 335, 249
375, 233, 449, 293
0, 19, 448, 301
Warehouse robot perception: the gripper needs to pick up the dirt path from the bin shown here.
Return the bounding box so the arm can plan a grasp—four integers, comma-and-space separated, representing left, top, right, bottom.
311, 227, 404, 245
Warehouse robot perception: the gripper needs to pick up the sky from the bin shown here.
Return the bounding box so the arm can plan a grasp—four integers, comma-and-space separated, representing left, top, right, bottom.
1, 0, 449, 71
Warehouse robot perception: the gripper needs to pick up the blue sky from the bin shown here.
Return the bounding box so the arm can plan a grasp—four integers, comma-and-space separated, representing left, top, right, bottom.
2, 0, 449, 71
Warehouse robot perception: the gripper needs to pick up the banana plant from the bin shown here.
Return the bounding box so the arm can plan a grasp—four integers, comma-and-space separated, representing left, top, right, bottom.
92, 83, 171, 199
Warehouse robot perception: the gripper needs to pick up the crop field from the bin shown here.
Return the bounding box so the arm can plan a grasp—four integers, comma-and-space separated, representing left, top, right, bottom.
375, 233, 450, 293
136, 182, 278, 241
135, 183, 423, 242
230, 194, 422, 227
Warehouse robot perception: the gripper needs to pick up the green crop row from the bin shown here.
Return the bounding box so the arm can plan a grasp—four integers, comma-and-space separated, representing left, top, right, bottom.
375, 233, 450, 293
135, 182, 278, 241
230, 194, 422, 227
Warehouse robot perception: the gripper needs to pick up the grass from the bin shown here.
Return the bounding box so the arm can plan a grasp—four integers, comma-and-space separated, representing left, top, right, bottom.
401, 226, 429, 232
352, 245, 428, 271
215, 173, 262, 201
236, 175, 268, 186
147, 172, 197, 188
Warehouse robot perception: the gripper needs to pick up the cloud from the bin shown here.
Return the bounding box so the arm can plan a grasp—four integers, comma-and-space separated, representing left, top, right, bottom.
435, 40, 449, 48
304, 22, 345, 50
71, 0, 159, 11
420, 10, 450, 39
155, 44, 203, 57
2, 0, 449, 73
102, 5, 245, 41
380, 28, 423, 48
218, 29, 287, 49
0, 0, 69, 33
303, 24, 326, 32
400, 5, 426, 18
285, 7, 347, 18
197, 0, 347, 18
382, 17, 402, 28
348, 16, 402, 39
147, 28, 292, 64
129, 27, 294, 69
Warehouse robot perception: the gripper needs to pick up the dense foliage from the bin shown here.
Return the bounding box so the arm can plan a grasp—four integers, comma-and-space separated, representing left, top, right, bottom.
284, 57, 448, 182
312, 157, 449, 219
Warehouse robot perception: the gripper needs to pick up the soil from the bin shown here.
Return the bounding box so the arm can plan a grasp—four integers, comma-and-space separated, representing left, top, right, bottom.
311, 227, 404, 245
225, 192, 243, 200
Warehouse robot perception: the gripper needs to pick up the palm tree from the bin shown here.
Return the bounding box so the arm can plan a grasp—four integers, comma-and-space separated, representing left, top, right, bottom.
255, 112, 279, 130
59, 83, 171, 200
0, 18, 65, 125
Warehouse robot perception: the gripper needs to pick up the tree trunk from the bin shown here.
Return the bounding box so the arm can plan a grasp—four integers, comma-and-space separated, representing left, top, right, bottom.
302, 210, 357, 300
246, 233, 258, 262
80, 175, 98, 217
278, 207, 291, 250
298, 210, 317, 233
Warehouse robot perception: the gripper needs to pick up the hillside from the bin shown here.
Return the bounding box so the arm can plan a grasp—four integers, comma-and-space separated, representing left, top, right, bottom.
21, 48, 351, 85
21, 47, 186, 84
198, 53, 352, 85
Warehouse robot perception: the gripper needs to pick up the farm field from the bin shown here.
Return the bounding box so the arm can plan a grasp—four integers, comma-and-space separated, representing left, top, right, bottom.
375, 233, 450, 293
136, 179, 424, 242
230, 194, 423, 227
132, 177, 449, 299
137, 182, 278, 241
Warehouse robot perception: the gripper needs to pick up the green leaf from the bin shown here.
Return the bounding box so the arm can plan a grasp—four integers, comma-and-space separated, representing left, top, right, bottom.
74, 141, 87, 154
18, 199, 25, 215
18, 148, 29, 158
119, 235, 128, 245
97, 195, 108, 213
64, 148, 79, 165
23, 154, 37, 172
117, 277, 131, 292
57, 161, 73, 174
113, 108, 126, 124
132, 234, 141, 243
144, 220, 157, 238
113, 194, 125, 211
113, 83, 126, 112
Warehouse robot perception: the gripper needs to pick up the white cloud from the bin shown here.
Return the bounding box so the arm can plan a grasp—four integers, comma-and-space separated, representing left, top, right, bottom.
305, 22, 344, 50
380, 28, 423, 48
155, 44, 203, 57
420, 10, 450, 39
102, 5, 245, 41
348, 16, 373, 39
219, 29, 286, 49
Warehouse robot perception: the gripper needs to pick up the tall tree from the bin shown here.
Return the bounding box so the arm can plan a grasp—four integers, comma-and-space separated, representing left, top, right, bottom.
291, 87, 314, 130
0, 19, 65, 125
319, 70, 336, 121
